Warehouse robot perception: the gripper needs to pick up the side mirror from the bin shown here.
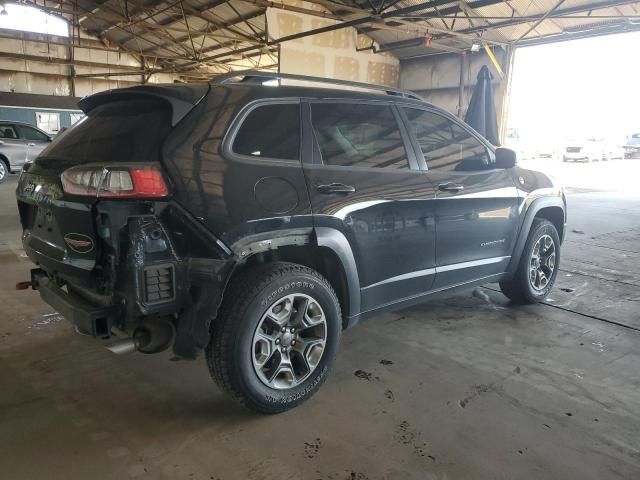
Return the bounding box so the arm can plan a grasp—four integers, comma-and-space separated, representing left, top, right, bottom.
494, 147, 517, 169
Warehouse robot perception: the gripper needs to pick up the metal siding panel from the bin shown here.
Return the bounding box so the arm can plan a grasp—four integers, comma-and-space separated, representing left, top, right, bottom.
60, 111, 71, 129
0, 107, 36, 125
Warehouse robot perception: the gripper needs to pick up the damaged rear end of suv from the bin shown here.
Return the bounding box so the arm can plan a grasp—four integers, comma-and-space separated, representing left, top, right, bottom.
16, 83, 234, 361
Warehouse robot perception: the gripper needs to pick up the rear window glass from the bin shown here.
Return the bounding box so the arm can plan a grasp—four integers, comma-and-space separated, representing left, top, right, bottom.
232, 103, 300, 161
37, 98, 171, 169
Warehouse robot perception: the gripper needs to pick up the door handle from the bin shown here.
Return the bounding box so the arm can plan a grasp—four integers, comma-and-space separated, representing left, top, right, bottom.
438, 182, 464, 193
316, 182, 356, 194
27, 143, 36, 147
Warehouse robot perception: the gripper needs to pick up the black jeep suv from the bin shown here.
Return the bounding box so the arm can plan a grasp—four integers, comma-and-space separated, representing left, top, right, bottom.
16, 72, 566, 413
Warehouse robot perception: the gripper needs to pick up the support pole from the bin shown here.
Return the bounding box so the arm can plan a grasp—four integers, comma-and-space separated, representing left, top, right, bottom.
499, 45, 516, 145
67, 8, 76, 97
458, 52, 466, 118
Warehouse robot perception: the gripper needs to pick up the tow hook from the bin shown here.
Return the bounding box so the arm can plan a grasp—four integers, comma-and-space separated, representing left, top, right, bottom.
15, 281, 33, 290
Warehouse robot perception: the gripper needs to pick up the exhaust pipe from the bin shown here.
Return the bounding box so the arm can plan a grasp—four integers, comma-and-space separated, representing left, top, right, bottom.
105, 338, 137, 355
104, 319, 174, 355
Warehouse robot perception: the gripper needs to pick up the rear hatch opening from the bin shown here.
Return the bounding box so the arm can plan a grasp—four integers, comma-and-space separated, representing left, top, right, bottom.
16, 84, 235, 358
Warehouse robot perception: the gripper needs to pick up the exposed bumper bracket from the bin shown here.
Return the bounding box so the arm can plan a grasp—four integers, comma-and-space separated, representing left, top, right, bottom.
31, 269, 122, 337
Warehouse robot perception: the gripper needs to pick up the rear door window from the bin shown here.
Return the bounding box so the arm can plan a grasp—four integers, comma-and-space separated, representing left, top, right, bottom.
310, 103, 409, 169
16, 125, 49, 141
232, 103, 300, 161
402, 108, 490, 172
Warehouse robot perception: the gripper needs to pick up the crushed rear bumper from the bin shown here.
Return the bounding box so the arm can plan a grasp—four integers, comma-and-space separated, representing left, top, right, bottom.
31, 268, 122, 337
27, 202, 236, 359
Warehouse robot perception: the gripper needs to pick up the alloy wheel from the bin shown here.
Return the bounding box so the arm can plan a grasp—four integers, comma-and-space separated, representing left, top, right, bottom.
529, 234, 556, 291
0, 162, 5, 181
252, 294, 327, 390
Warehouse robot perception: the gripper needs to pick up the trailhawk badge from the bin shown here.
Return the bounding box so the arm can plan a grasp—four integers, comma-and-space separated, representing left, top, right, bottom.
64, 233, 95, 254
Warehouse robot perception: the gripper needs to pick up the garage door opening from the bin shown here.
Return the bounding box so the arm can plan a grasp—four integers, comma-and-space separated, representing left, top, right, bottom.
504, 31, 640, 193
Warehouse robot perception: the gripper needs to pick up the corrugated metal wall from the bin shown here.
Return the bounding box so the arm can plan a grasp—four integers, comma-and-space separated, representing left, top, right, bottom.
0, 27, 178, 98
399, 49, 511, 120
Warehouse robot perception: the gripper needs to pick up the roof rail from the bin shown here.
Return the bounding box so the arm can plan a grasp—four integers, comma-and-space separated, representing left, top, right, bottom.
211, 70, 422, 101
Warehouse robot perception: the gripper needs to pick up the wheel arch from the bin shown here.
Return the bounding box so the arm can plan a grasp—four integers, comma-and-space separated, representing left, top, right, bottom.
535, 206, 565, 242
0, 153, 9, 170
507, 197, 565, 275
231, 228, 361, 327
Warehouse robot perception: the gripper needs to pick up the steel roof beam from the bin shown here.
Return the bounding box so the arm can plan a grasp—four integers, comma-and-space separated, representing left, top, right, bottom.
375, 0, 640, 51
514, 0, 567, 43
437, 0, 640, 37
515, 19, 640, 47
176, 0, 502, 70
136, 10, 265, 54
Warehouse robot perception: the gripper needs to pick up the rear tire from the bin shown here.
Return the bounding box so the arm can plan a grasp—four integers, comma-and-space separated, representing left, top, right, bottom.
500, 219, 560, 304
0, 159, 7, 183
206, 262, 342, 414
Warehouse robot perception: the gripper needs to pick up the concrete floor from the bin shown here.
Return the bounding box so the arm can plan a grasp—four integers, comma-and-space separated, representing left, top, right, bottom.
1, 162, 639, 480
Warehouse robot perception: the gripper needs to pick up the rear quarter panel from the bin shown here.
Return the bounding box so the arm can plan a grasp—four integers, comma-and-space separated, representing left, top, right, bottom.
161, 85, 314, 254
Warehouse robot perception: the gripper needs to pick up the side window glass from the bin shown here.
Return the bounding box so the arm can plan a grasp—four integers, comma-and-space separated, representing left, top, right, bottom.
16, 125, 49, 141
0, 125, 18, 139
311, 103, 409, 169
232, 103, 300, 161
402, 108, 490, 172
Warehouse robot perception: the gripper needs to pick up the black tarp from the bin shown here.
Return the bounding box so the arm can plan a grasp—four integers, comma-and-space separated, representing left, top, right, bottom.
464, 65, 499, 145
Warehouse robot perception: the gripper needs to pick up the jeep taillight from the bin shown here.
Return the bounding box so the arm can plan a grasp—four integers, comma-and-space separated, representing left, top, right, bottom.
61, 164, 169, 199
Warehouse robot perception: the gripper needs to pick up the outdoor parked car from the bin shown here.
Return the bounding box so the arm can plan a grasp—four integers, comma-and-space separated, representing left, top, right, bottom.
624, 133, 640, 159
0, 121, 52, 182
15, 72, 566, 413
503, 127, 529, 160
603, 140, 625, 161
534, 142, 561, 160
562, 138, 605, 162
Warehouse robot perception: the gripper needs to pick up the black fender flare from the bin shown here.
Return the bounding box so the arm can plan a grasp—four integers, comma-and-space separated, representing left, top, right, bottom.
229, 226, 361, 320
507, 196, 565, 274
314, 227, 361, 321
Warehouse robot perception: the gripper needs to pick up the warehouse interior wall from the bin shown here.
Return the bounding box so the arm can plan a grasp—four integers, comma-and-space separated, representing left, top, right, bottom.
0, 26, 178, 97
399, 48, 511, 126
266, 2, 399, 86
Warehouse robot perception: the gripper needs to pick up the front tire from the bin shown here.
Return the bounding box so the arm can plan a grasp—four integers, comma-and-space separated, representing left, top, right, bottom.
206, 262, 342, 413
500, 219, 560, 304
